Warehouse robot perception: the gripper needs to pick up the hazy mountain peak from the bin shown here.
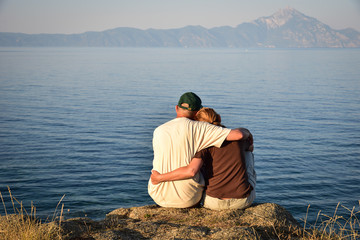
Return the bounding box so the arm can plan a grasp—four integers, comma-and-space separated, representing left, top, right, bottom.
255, 7, 308, 29
274, 7, 305, 19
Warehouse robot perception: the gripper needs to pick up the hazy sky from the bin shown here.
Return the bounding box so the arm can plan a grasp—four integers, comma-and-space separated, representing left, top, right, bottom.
0, 0, 359, 34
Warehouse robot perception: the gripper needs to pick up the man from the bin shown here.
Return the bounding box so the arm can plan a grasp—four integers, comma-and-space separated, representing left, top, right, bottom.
148, 92, 251, 208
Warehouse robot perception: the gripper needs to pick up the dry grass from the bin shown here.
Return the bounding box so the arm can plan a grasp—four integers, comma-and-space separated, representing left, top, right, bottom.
301, 202, 360, 240
0, 187, 64, 240
1, 186, 359, 239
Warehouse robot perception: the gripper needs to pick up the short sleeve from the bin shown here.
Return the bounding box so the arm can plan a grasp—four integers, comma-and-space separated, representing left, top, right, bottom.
194, 151, 202, 158
193, 121, 231, 151
194, 148, 209, 159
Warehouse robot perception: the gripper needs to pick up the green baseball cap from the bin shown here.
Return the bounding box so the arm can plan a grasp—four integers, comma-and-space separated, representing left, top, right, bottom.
178, 92, 203, 111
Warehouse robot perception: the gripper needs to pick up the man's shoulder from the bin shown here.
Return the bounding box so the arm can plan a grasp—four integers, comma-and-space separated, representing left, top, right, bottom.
155, 118, 227, 135
154, 118, 182, 134
156, 118, 193, 129
156, 118, 177, 129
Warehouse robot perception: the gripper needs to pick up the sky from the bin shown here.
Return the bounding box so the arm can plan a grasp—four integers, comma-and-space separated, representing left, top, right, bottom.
0, 0, 359, 34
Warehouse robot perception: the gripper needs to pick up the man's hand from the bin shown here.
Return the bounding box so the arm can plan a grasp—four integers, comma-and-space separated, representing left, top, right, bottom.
248, 144, 254, 152
227, 128, 252, 141
151, 170, 161, 185
248, 131, 253, 145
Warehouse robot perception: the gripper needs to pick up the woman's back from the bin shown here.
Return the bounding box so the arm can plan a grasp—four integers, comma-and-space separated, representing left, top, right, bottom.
197, 140, 253, 199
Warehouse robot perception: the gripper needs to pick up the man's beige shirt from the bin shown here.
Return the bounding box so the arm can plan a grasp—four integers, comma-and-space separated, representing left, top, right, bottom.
148, 117, 231, 208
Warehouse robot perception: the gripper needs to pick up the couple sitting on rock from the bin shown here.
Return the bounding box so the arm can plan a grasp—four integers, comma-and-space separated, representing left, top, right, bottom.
148, 92, 256, 210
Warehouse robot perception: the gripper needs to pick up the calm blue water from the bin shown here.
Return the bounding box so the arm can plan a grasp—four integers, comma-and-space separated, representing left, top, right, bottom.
0, 47, 359, 224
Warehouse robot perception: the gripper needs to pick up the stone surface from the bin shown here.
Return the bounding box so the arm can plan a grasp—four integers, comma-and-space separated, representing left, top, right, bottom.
59, 203, 302, 240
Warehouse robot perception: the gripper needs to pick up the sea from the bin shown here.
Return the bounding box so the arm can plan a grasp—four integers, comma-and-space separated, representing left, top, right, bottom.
0, 47, 359, 225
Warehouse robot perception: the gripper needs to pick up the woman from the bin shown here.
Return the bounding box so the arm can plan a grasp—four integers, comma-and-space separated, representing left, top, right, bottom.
151, 107, 256, 210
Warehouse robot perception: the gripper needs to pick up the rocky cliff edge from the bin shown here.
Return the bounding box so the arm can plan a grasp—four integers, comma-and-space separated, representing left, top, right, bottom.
58, 203, 302, 239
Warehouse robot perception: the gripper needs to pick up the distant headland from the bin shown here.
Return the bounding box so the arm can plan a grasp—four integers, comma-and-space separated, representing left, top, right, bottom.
0, 8, 359, 48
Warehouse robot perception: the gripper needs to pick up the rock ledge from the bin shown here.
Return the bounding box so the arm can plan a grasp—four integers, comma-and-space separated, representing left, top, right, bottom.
59, 203, 302, 239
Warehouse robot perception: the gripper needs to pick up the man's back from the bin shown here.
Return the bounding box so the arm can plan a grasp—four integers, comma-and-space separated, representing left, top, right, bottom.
148, 117, 230, 208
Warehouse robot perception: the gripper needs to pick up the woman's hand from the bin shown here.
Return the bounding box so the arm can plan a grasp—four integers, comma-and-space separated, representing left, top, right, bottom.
151, 170, 161, 185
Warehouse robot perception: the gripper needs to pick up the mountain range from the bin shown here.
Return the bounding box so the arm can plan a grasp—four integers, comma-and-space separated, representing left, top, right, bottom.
1, 7, 359, 48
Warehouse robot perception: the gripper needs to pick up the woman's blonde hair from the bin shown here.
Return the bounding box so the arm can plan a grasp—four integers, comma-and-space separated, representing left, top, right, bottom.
195, 107, 225, 127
